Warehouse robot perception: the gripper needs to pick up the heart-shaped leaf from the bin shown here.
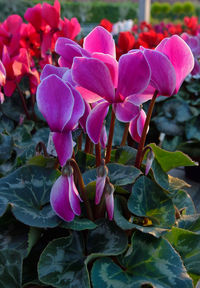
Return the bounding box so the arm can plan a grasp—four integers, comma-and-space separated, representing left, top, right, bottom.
91, 231, 193, 288
0, 249, 23, 288
0, 196, 8, 216
0, 165, 60, 227
128, 176, 175, 228
178, 214, 200, 234
38, 233, 90, 288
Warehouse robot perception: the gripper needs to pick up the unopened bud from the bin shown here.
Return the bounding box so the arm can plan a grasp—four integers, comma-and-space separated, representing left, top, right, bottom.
145, 149, 154, 175
97, 159, 108, 178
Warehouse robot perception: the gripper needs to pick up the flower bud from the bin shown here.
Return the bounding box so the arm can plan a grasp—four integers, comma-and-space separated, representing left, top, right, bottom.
145, 149, 154, 175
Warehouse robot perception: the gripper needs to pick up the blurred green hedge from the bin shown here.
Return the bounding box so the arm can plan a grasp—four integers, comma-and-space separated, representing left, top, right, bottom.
0, 0, 138, 23
151, 1, 199, 21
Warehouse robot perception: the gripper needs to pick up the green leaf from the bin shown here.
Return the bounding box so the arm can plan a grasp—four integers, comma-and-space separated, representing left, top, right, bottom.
0, 165, 60, 227
0, 196, 8, 216
186, 116, 200, 141
91, 232, 193, 288
75, 150, 96, 173
0, 222, 28, 258
83, 163, 141, 186
149, 143, 196, 172
172, 190, 196, 215
38, 233, 90, 288
27, 155, 56, 168
128, 176, 175, 228
0, 249, 23, 288
148, 158, 170, 190
165, 227, 200, 277
168, 175, 191, 194
178, 215, 200, 234
61, 217, 97, 231
114, 196, 168, 238
0, 133, 13, 163
87, 219, 128, 259
110, 146, 137, 164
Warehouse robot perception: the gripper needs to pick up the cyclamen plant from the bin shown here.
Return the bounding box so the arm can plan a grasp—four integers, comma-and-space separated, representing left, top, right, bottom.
1, 22, 200, 288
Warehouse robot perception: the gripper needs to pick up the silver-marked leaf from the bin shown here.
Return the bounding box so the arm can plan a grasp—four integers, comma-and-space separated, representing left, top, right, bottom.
87, 219, 128, 258
114, 197, 168, 238
128, 176, 175, 228
0, 223, 28, 258
61, 217, 97, 231
0, 197, 8, 216
91, 232, 193, 288
0, 249, 23, 288
148, 158, 169, 191
0, 133, 13, 163
172, 190, 196, 215
0, 165, 60, 227
83, 163, 141, 186
165, 227, 200, 278
110, 146, 137, 164
38, 233, 90, 288
178, 214, 200, 234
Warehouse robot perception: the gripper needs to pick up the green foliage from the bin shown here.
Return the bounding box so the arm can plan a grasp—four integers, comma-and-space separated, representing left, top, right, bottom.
0, 0, 138, 23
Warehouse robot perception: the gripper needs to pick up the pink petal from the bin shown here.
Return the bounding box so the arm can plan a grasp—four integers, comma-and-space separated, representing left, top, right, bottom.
76, 86, 102, 103
24, 4, 44, 31
129, 109, 147, 143
72, 57, 115, 102
42, 2, 60, 28
105, 192, 114, 220
100, 125, 107, 149
86, 101, 109, 144
191, 58, 200, 76
92, 52, 118, 88
50, 175, 75, 222
137, 109, 146, 137
40, 64, 68, 81
55, 38, 90, 68
0, 60, 6, 86
36, 75, 74, 132
143, 49, 176, 96
63, 83, 85, 131
79, 100, 91, 133
68, 174, 81, 215
95, 175, 106, 205
4, 81, 16, 97
113, 98, 140, 122
128, 85, 155, 106
116, 51, 151, 101
53, 131, 73, 166
83, 26, 116, 58
156, 35, 194, 94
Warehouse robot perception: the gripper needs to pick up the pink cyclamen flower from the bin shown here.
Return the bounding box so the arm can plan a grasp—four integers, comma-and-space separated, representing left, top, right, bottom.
55, 26, 116, 69
36, 65, 85, 166
130, 35, 195, 106
50, 164, 82, 222
129, 109, 146, 143
72, 51, 151, 144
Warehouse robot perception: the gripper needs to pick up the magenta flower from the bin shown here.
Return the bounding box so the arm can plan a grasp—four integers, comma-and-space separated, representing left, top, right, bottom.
55, 26, 116, 68
181, 33, 200, 76
129, 35, 195, 105
36, 65, 85, 166
72, 51, 151, 144
50, 164, 82, 222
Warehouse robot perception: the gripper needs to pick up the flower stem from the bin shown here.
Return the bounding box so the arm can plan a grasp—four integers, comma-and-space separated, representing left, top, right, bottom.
120, 123, 129, 146
135, 90, 158, 169
16, 82, 30, 120
95, 142, 101, 167
105, 109, 116, 163
69, 158, 94, 221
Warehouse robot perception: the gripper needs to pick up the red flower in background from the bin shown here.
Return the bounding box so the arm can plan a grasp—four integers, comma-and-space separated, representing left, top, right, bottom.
100, 19, 113, 33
